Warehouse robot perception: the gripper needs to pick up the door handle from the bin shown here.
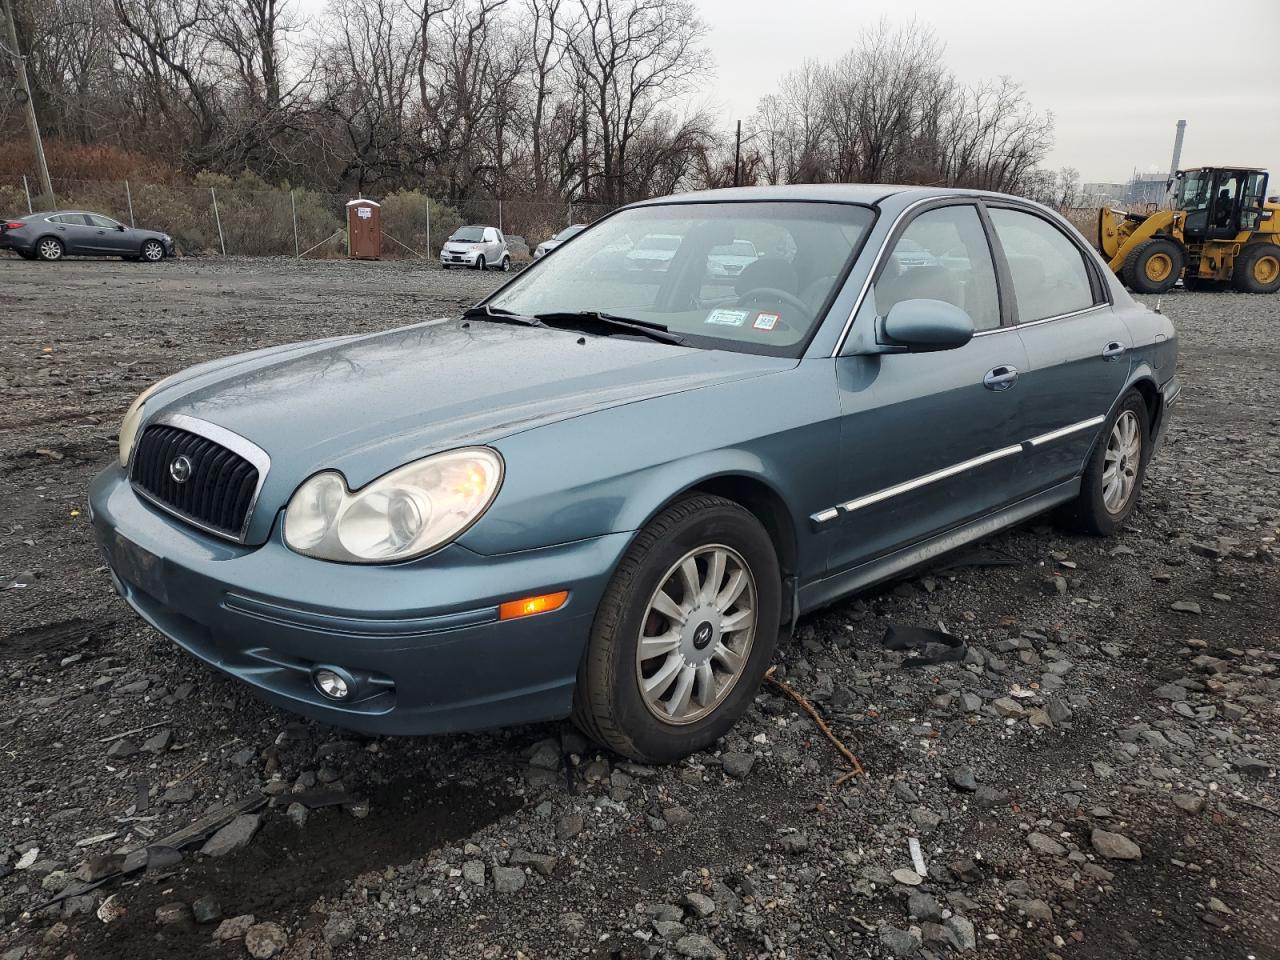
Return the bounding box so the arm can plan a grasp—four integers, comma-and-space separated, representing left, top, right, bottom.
983, 365, 1019, 391
1101, 341, 1127, 360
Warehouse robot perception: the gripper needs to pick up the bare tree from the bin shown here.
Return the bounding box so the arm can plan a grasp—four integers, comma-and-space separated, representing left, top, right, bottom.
568, 0, 708, 205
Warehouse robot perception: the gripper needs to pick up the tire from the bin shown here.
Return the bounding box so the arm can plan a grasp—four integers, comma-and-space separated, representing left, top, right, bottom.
1060, 391, 1151, 536
501, 255, 511, 272
572, 494, 781, 763
1232, 243, 1280, 294
475, 255, 486, 271
141, 239, 165, 262
1121, 238, 1182, 294
36, 237, 64, 262
441, 264, 450, 270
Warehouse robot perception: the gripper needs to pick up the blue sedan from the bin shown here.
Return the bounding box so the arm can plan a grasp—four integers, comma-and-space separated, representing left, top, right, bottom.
89, 185, 1178, 762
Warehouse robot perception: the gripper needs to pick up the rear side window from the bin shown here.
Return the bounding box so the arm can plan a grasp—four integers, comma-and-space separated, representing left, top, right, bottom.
874, 205, 1001, 332
988, 208, 1096, 322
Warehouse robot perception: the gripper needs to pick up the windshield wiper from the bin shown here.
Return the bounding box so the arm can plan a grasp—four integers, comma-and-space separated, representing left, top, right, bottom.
533, 310, 685, 345
461, 304, 546, 327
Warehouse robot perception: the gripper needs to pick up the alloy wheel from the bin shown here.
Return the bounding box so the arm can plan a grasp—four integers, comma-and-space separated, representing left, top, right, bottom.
39, 239, 62, 261
143, 241, 163, 261
635, 544, 757, 725
1103, 410, 1142, 514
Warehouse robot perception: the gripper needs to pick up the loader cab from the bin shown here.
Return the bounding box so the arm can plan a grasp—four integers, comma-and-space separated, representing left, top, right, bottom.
1174, 167, 1270, 241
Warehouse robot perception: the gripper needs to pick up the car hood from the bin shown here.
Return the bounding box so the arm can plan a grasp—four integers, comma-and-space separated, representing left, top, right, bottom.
145, 319, 793, 492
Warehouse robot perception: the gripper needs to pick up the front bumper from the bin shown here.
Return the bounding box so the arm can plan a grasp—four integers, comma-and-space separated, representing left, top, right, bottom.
440, 250, 481, 266
89, 466, 628, 735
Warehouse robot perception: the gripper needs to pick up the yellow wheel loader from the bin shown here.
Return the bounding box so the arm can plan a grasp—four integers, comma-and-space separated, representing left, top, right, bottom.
1096, 166, 1280, 294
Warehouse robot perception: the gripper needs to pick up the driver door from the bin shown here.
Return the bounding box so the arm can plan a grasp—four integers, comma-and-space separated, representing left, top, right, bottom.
84, 214, 129, 254
828, 202, 1029, 573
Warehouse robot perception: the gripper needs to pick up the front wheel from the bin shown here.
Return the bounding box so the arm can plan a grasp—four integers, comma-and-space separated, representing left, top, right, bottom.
501, 255, 511, 272
141, 240, 165, 262
37, 237, 64, 262
475, 255, 486, 271
573, 495, 781, 763
1121, 238, 1182, 294
1060, 391, 1150, 536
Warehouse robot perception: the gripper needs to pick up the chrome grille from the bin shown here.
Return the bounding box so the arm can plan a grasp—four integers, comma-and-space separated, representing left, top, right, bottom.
129, 423, 262, 540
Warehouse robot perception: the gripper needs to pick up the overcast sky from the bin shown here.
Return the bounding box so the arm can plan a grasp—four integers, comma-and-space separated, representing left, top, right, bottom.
698, 0, 1280, 183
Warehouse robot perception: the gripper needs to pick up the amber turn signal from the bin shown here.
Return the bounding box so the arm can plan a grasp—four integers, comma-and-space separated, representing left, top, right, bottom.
499, 590, 569, 621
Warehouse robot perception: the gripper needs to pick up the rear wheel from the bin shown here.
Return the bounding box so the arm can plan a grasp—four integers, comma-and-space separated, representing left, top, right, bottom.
141, 239, 165, 262
1233, 243, 1280, 294
1121, 238, 1182, 294
36, 237, 64, 262
572, 495, 781, 763
475, 255, 486, 271
1060, 391, 1150, 536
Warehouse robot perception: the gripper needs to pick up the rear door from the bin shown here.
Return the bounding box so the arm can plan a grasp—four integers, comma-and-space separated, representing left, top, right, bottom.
828, 201, 1030, 571
47, 214, 94, 254
985, 204, 1129, 497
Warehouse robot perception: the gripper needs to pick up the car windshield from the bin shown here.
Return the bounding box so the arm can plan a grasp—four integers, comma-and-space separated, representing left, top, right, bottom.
486, 201, 874, 357
451, 227, 485, 242
556, 224, 587, 241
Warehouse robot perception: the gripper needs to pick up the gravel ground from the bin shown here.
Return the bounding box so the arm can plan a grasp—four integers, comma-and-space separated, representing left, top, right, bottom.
0, 256, 1277, 960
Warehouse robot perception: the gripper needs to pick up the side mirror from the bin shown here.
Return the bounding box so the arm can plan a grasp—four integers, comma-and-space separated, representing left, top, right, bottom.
879, 299, 975, 352
116, 224, 126, 231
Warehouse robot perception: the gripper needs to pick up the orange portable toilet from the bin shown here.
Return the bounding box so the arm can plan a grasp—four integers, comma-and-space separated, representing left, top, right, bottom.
347, 199, 381, 260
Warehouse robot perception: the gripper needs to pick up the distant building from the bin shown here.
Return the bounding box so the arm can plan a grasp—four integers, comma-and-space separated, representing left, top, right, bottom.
1082, 182, 1128, 206
1124, 173, 1169, 207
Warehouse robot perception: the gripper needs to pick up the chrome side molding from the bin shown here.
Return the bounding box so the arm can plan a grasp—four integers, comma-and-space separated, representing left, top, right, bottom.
809, 415, 1106, 525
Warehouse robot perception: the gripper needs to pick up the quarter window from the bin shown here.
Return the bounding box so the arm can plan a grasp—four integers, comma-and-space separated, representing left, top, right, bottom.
988, 208, 1096, 323
873, 205, 1001, 332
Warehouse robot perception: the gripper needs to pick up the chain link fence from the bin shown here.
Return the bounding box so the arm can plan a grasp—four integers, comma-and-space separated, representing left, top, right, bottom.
0, 174, 616, 260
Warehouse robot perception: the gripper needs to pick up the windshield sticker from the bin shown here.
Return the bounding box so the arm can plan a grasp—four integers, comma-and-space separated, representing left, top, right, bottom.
706, 308, 749, 326
753, 312, 780, 331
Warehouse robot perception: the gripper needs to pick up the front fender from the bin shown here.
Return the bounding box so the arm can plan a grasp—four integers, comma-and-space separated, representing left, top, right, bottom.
459, 361, 841, 584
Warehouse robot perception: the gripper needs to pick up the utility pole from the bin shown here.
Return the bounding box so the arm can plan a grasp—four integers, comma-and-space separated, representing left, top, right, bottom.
580, 94, 589, 203
733, 120, 741, 187
1, 0, 53, 204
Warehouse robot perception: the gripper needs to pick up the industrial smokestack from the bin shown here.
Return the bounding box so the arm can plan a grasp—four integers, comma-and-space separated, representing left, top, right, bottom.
1164, 119, 1187, 207
1168, 119, 1187, 178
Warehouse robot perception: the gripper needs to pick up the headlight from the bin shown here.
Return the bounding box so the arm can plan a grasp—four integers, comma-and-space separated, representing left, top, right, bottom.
283, 448, 503, 563
118, 377, 172, 467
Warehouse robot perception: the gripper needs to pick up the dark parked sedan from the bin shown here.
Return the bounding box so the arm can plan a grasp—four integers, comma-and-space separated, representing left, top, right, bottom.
1, 211, 174, 262
90, 184, 1178, 762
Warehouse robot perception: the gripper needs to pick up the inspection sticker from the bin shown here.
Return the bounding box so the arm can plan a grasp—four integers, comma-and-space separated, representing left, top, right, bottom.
753, 312, 780, 331
706, 308, 749, 326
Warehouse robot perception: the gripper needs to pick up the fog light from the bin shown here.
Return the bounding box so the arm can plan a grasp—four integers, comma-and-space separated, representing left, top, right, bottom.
313, 667, 351, 700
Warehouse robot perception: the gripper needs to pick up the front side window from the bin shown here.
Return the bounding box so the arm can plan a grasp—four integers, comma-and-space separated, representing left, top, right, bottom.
873, 205, 1001, 331
487, 201, 874, 357
988, 208, 1096, 323
87, 214, 119, 228
1177, 171, 1214, 212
